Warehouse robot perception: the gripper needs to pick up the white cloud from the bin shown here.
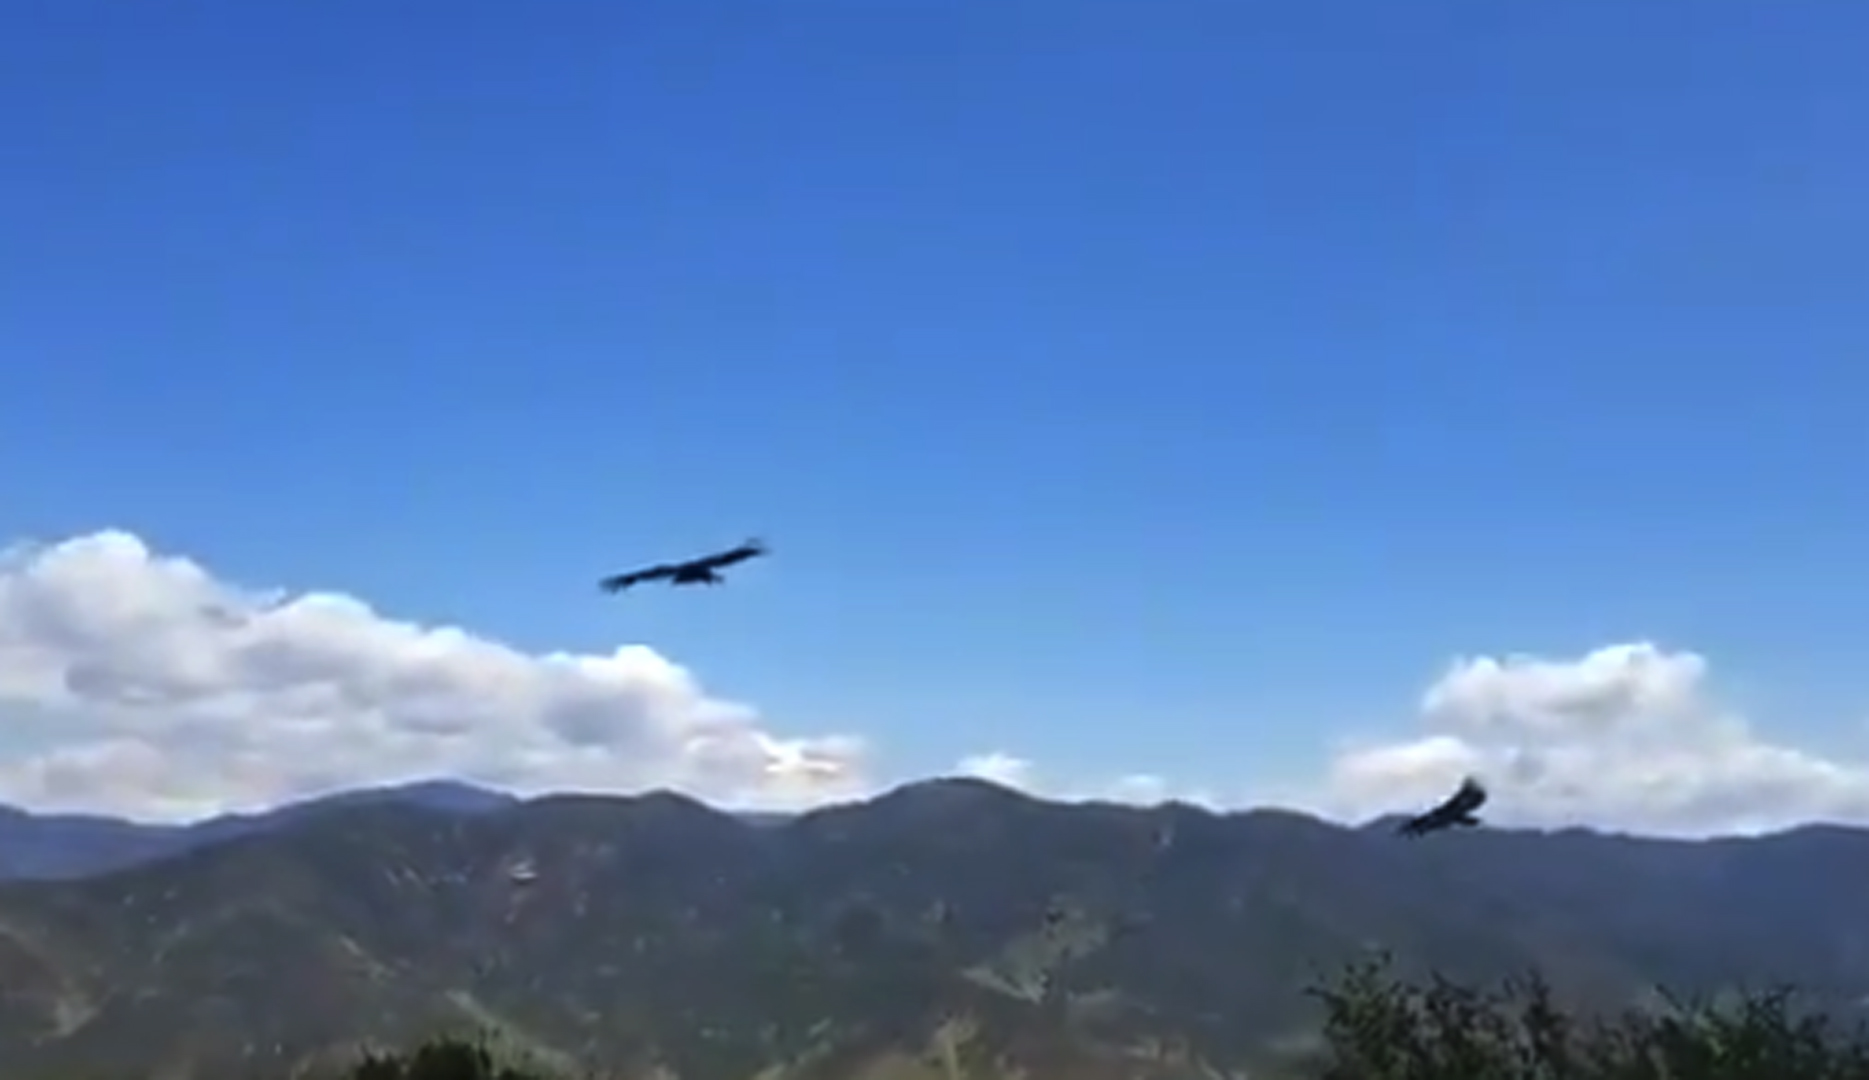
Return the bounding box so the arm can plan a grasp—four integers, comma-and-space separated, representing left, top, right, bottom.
0, 530, 872, 821
954, 750, 1215, 808
956, 751, 1036, 789
1321, 642, 1869, 837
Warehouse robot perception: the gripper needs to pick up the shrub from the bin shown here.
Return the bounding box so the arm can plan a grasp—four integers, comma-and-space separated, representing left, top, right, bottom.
346, 1037, 554, 1080
1305, 955, 1869, 1080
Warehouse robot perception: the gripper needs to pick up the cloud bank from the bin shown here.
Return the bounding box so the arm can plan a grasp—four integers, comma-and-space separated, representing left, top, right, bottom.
1319, 643, 1869, 836
2, 530, 1866, 836
0, 531, 871, 821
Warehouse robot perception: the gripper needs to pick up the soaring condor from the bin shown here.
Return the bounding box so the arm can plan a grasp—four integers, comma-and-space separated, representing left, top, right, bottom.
1396, 776, 1487, 838
598, 538, 769, 593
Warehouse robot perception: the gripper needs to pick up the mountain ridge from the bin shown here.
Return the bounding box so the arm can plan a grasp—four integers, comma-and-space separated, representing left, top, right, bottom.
0, 779, 522, 881
8, 772, 1857, 885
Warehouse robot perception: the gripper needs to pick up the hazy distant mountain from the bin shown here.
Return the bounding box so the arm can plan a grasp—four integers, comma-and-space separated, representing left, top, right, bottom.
0, 806, 181, 882
0, 777, 1867, 1079
0, 779, 518, 881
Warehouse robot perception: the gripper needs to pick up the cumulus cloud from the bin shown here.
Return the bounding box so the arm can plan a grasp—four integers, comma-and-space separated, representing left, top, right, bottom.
1321, 642, 1869, 837
0, 531, 872, 821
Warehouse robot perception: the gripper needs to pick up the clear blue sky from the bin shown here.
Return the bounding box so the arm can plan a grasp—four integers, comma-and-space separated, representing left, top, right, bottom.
4, 2, 1867, 794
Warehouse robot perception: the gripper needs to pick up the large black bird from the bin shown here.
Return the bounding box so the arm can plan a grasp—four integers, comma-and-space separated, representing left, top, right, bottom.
598, 538, 769, 593
1396, 776, 1488, 838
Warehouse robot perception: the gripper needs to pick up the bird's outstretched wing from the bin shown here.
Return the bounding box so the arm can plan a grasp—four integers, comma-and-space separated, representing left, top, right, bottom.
692, 537, 770, 571
598, 563, 678, 592
1448, 776, 1488, 815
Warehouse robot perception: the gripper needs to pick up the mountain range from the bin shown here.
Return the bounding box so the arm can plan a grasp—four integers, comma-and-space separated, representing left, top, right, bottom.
1, 778, 1867, 1079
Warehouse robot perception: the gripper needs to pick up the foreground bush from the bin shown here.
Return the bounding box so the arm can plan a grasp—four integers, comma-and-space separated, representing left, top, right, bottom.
1307, 956, 1869, 1080
348, 1038, 551, 1080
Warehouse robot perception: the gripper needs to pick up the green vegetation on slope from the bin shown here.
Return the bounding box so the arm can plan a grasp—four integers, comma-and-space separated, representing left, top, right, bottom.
331, 960, 1869, 1080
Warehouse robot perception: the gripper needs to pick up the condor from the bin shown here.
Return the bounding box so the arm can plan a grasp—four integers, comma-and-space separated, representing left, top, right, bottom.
598, 538, 769, 593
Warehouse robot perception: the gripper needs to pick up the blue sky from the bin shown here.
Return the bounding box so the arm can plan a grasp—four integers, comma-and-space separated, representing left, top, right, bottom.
4, 2, 1868, 805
